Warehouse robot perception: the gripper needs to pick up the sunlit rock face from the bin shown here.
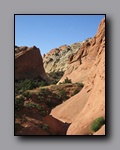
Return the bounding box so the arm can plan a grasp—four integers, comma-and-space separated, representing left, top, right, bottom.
51, 18, 105, 135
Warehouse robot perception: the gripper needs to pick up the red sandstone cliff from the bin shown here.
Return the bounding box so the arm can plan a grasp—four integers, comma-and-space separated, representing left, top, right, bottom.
15, 46, 48, 80
51, 18, 105, 135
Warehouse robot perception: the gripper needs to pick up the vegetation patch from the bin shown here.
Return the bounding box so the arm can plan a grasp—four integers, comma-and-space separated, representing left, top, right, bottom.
58, 89, 67, 100
72, 89, 80, 96
59, 77, 72, 84
22, 91, 32, 98
15, 78, 48, 95
48, 71, 64, 84
90, 117, 105, 132
46, 99, 53, 108
40, 110, 47, 117
76, 82, 84, 88
25, 102, 45, 111
15, 74, 85, 135
15, 96, 24, 111
41, 124, 49, 130
40, 88, 51, 95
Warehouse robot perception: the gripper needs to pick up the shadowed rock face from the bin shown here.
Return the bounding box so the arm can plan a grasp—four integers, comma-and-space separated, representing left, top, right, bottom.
51, 18, 105, 135
16, 115, 70, 135
15, 46, 48, 80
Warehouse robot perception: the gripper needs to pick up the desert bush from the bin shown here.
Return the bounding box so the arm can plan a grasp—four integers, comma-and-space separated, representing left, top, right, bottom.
76, 82, 84, 88
21, 79, 35, 90
38, 80, 48, 86
25, 102, 40, 109
40, 88, 51, 95
37, 95, 44, 102
41, 124, 49, 130
40, 110, 47, 117
64, 77, 72, 83
59, 77, 72, 84
46, 99, 53, 108
22, 91, 32, 98
25, 102, 34, 108
58, 89, 66, 99
15, 79, 35, 93
72, 89, 80, 96
37, 105, 45, 111
90, 117, 105, 132
15, 96, 24, 111
63, 77, 72, 83
48, 71, 64, 84
25, 102, 45, 112
15, 78, 48, 95
49, 71, 64, 79
21, 114, 27, 122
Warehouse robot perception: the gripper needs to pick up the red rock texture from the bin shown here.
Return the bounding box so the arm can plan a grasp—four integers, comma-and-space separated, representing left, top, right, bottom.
42, 115, 70, 135
43, 43, 82, 73
58, 18, 105, 84
15, 46, 48, 80
16, 115, 70, 135
51, 18, 105, 135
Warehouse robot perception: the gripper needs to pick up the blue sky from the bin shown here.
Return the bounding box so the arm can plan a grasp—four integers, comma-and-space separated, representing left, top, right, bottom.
15, 14, 105, 55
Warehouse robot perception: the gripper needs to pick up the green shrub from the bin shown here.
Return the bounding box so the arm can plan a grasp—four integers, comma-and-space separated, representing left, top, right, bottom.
15, 96, 24, 111
41, 124, 49, 130
21, 79, 35, 90
38, 96, 44, 103
63, 77, 72, 83
76, 82, 84, 88
64, 77, 71, 83
25, 102, 45, 113
39, 105, 45, 111
59, 77, 72, 84
25, 102, 41, 109
48, 71, 64, 84
25, 102, 34, 108
40, 110, 47, 117
46, 99, 53, 108
72, 89, 80, 96
40, 88, 50, 94
21, 114, 27, 122
15, 79, 35, 93
22, 91, 32, 98
37, 94, 42, 99
38, 80, 48, 86
15, 78, 48, 95
90, 117, 105, 132
58, 89, 66, 99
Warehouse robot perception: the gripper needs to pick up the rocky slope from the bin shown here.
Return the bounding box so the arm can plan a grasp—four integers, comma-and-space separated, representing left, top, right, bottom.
43, 40, 91, 73
15, 83, 82, 135
15, 46, 48, 80
51, 18, 105, 135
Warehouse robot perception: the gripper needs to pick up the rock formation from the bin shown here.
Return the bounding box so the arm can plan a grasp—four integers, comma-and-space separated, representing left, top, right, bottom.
15, 46, 48, 80
15, 17, 105, 135
43, 42, 85, 73
51, 18, 105, 135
